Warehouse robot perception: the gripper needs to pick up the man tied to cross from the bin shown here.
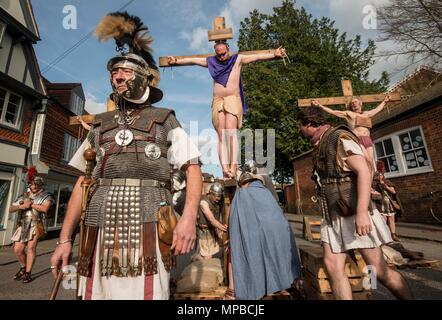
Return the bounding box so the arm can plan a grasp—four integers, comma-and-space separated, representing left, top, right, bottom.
167, 42, 287, 179
312, 95, 390, 169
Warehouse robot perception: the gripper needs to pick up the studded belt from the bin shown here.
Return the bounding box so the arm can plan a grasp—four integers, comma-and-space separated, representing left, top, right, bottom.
98, 178, 171, 189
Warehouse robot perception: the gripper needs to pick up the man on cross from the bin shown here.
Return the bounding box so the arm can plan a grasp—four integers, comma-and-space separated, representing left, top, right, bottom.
311, 95, 390, 168
167, 42, 287, 179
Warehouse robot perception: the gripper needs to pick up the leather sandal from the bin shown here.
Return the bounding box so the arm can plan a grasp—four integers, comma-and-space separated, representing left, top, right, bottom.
13, 267, 26, 280
22, 272, 33, 283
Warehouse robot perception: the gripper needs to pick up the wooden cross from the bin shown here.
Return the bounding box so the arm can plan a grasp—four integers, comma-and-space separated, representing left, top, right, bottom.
159, 17, 279, 67
69, 99, 117, 125
297, 79, 401, 108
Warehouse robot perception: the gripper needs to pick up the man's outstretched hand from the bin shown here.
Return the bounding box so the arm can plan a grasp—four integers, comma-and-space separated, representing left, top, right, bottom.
167, 56, 178, 65
274, 46, 287, 58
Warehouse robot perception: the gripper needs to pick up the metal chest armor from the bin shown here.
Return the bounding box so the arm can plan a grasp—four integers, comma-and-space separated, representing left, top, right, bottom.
85, 106, 177, 226
312, 126, 359, 225
81, 106, 180, 277
16, 191, 53, 242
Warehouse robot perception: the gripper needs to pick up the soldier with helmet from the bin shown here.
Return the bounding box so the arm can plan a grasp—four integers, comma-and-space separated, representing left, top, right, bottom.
50, 12, 202, 300
10, 166, 54, 283
197, 182, 226, 259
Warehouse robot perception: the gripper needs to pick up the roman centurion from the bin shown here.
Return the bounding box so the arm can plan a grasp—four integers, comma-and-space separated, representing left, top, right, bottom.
50, 12, 202, 300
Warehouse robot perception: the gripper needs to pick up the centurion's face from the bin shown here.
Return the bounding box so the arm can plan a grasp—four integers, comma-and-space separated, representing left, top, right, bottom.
111, 67, 135, 95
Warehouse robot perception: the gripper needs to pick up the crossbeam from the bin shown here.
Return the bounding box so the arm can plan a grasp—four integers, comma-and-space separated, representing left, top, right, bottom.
298, 92, 400, 107
297, 79, 401, 107
159, 49, 277, 67
69, 115, 95, 125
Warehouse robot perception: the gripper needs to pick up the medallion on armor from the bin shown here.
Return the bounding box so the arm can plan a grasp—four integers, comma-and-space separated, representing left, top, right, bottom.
115, 129, 134, 146
144, 142, 161, 160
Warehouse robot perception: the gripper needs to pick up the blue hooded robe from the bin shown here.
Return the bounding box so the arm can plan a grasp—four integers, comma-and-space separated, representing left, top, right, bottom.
229, 180, 301, 300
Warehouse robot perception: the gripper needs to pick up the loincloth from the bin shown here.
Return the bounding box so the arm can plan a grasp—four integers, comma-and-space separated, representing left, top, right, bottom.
198, 228, 220, 257
211, 94, 243, 130
358, 135, 373, 148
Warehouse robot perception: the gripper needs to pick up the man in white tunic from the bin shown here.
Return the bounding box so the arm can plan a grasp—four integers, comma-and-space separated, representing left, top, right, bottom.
50, 12, 202, 300
297, 107, 413, 300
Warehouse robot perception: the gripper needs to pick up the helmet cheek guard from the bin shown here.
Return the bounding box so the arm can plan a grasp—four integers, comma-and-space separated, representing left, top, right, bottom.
123, 72, 150, 103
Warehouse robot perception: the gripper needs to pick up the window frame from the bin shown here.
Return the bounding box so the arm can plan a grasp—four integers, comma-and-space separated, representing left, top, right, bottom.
61, 133, 81, 162
0, 172, 13, 230
0, 86, 23, 130
69, 91, 85, 115
374, 125, 434, 178
0, 20, 6, 47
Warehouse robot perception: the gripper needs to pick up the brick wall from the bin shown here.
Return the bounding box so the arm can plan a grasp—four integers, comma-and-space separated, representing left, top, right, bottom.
291, 102, 442, 224
372, 102, 442, 224
40, 103, 85, 177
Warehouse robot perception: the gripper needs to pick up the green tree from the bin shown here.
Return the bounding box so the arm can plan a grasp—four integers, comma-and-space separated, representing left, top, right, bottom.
237, 0, 389, 184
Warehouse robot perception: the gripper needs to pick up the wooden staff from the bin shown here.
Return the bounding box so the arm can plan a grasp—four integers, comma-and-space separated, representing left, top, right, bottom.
77, 148, 96, 299
48, 231, 77, 300
48, 148, 96, 300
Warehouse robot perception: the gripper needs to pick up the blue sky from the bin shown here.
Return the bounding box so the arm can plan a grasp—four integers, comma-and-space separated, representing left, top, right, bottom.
32, 0, 419, 178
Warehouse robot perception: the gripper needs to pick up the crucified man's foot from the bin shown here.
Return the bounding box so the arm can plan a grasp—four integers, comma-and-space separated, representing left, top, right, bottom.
229, 165, 238, 180
223, 166, 234, 180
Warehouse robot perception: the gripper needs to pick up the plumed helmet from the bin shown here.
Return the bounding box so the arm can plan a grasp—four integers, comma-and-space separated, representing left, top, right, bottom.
95, 12, 163, 105
26, 166, 44, 187
209, 182, 224, 196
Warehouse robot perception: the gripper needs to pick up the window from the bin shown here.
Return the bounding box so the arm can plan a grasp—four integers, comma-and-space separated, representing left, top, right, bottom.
0, 86, 23, 128
45, 182, 73, 229
375, 138, 399, 173
374, 126, 433, 177
62, 134, 81, 162
0, 21, 6, 47
0, 178, 12, 229
70, 92, 84, 115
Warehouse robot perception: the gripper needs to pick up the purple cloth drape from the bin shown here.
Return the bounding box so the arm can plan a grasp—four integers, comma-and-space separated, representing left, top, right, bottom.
207, 54, 246, 114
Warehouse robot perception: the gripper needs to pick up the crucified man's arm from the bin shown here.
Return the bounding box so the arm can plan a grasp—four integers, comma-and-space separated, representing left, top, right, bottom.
364, 95, 390, 118
311, 100, 348, 119
240, 46, 286, 65
167, 56, 208, 67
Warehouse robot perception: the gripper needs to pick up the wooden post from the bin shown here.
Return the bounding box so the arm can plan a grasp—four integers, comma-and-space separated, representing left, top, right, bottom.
208, 16, 233, 42
294, 171, 303, 215
222, 179, 237, 286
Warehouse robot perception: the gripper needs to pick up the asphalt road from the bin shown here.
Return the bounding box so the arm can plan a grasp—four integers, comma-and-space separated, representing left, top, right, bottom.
0, 228, 441, 300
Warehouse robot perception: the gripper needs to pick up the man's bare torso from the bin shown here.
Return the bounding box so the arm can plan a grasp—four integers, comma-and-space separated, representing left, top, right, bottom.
213, 55, 242, 97
346, 111, 371, 137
